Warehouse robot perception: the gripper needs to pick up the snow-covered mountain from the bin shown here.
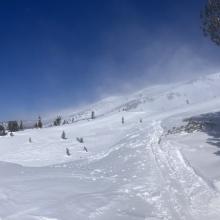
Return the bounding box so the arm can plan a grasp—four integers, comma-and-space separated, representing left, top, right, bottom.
55, 72, 220, 123
1, 73, 220, 220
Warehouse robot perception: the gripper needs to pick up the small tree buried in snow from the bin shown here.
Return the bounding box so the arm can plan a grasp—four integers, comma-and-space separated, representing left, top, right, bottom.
122, 116, 125, 124
37, 116, 43, 128
8, 121, 19, 132
63, 120, 68, 125
91, 111, 95, 119
0, 125, 6, 136
54, 116, 62, 126
61, 131, 66, 139
66, 148, 71, 156
10, 132, 14, 137
76, 137, 84, 143
19, 120, 23, 130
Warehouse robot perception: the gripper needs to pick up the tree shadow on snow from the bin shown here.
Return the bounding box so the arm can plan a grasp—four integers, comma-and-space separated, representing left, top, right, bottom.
184, 111, 220, 156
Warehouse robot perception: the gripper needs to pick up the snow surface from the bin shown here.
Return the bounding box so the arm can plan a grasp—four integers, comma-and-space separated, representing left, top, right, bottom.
1, 73, 220, 219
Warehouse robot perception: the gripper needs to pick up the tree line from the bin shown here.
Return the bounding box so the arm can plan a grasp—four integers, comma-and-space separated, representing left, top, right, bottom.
0, 111, 96, 136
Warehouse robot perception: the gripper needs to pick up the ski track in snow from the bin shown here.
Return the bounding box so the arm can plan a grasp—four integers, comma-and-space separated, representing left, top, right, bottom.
146, 121, 220, 219
80, 121, 220, 220
2, 73, 220, 219
0, 119, 220, 220
1, 119, 220, 220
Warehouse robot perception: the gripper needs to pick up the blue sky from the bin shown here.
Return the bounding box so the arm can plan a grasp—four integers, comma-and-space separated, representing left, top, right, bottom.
1, 0, 220, 120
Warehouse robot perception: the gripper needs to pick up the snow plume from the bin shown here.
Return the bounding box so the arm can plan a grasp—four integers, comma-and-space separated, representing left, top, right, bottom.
91, 30, 220, 98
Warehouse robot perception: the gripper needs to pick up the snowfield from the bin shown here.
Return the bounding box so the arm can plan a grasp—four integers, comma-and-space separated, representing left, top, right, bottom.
1, 73, 220, 219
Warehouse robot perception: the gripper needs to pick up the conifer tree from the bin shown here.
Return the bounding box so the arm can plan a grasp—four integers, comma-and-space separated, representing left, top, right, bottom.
76, 137, 84, 143
61, 131, 66, 139
37, 116, 43, 128
0, 125, 6, 136
66, 148, 71, 156
201, 0, 220, 45
19, 120, 23, 130
122, 116, 125, 124
54, 116, 62, 126
8, 121, 19, 132
91, 111, 95, 119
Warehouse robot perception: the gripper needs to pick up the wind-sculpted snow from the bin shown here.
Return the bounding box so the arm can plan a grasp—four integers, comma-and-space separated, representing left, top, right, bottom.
65, 73, 220, 123
8, 72, 220, 130
1, 73, 220, 219
1, 119, 220, 219
148, 122, 220, 219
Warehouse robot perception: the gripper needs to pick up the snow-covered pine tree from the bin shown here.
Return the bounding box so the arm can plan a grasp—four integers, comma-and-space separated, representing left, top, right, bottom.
8, 121, 19, 132
34, 123, 38, 128
201, 0, 220, 45
76, 137, 84, 143
37, 116, 43, 128
54, 116, 62, 126
0, 125, 6, 136
122, 116, 125, 124
91, 111, 95, 119
61, 131, 66, 139
19, 120, 23, 130
66, 148, 71, 156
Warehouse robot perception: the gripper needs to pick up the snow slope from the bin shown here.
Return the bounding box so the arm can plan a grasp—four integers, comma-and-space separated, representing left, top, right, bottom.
1, 73, 220, 219
66, 72, 220, 119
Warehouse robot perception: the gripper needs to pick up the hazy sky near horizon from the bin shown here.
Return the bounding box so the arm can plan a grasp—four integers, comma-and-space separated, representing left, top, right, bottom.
1, 0, 220, 120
